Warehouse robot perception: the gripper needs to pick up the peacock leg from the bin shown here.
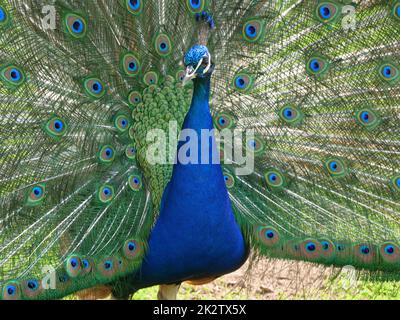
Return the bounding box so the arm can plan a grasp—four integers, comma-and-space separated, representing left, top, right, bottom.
157, 283, 182, 300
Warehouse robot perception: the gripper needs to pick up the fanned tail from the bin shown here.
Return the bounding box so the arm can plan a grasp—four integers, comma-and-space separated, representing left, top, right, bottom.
208, 0, 400, 271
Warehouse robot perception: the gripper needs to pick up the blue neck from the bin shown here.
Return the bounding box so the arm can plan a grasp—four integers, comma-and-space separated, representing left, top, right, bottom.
131, 73, 247, 288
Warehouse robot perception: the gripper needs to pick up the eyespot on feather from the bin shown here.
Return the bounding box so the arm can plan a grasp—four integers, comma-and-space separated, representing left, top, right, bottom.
143, 71, 159, 86
279, 105, 304, 126
0, 5, 10, 26
306, 56, 330, 77
324, 158, 348, 178
2, 281, 21, 300
122, 239, 142, 260
257, 226, 281, 248
125, 145, 137, 160
264, 168, 287, 191
65, 255, 83, 278
44, 116, 67, 139
242, 18, 265, 43
0, 65, 25, 87
391, 175, 400, 192
378, 62, 400, 84
319, 239, 335, 259
392, 2, 400, 21
21, 279, 42, 299
380, 242, 400, 264
223, 172, 235, 189
129, 175, 143, 191
232, 72, 254, 93
299, 239, 323, 260
186, 0, 208, 14
83, 77, 106, 99
128, 90, 142, 107
214, 113, 236, 130
26, 184, 46, 207
121, 52, 141, 77
154, 33, 172, 57
246, 137, 266, 156
97, 185, 115, 204
353, 244, 377, 264
97, 257, 118, 278
64, 13, 87, 38
97, 145, 116, 164
355, 108, 381, 130
114, 114, 130, 133
126, 0, 144, 15
315, 2, 340, 23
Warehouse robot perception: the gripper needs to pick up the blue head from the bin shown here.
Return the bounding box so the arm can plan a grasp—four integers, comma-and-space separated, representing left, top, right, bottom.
183, 44, 214, 84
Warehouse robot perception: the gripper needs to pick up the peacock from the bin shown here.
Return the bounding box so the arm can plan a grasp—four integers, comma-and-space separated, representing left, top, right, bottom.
0, 0, 400, 300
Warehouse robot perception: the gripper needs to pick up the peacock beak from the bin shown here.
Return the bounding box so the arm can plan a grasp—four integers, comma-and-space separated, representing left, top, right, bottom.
182, 65, 197, 86
182, 52, 212, 86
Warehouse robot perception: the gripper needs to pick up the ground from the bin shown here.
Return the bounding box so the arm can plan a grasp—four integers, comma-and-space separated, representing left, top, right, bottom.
133, 257, 400, 300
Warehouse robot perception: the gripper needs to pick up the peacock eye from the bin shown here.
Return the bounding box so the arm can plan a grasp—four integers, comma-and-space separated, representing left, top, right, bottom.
126, 0, 143, 15
155, 33, 172, 57
233, 72, 254, 92
306, 242, 317, 252
65, 255, 82, 277
82, 259, 89, 268
104, 260, 113, 270
0, 65, 25, 87
393, 3, 400, 20
316, 2, 339, 22
143, 71, 159, 86
22, 279, 43, 298
279, 106, 304, 126
84, 77, 106, 99
306, 56, 329, 76
44, 116, 67, 138
129, 175, 142, 191
114, 115, 130, 133
27, 185, 46, 206
359, 245, 370, 255
186, 0, 206, 14
176, 70, 186, 82
378, 63, 399, 83
98, 185, 115, 204
223, 173, 235, 189
2, 282, 21, 300
380, 242, 400, 263
324, 158, 347, 178
125, 145, 136, 160
355, 108, 381, 130
128, 90, 142, 107
257, 226, 281, 247
320, 241, 329, 251
214, 113, 235, 130
121, 53, 141, 77
247, 137, 265, 156
98, 145, 116, 164
243, 19, 264, 42
123, 239, 142, 259
265, 230, 275, 239
265, 169, 286, 190
0, 6, 8, 25
385, 245, 395, 255
391, 175, 400, 192
64, 13, 87, 38
27, 280, 38, 291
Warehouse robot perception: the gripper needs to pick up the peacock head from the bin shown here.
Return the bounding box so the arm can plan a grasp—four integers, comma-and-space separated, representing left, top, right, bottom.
183, 44, 214, 85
